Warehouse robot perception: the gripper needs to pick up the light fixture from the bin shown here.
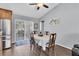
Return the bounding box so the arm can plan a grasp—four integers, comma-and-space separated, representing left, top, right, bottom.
29, 3, 49, 10
37, 3, 43, 7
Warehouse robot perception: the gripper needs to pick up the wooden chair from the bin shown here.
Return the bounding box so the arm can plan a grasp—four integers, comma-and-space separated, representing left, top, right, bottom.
30, 33, 39, 51
46, 33, 56, 51
30, 33, 36, 50
45, 31, 49, 35
33, 31, 37, 34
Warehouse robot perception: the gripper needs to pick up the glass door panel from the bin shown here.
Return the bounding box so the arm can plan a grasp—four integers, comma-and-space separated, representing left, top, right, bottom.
15, 19, 33, 45
16, 20, 25, 41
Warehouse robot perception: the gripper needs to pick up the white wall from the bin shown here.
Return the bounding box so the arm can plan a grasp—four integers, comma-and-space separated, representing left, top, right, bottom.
40, 3, 79, 49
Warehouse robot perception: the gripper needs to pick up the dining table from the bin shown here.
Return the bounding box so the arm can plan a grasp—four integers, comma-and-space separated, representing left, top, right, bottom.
34, 34, 50, 51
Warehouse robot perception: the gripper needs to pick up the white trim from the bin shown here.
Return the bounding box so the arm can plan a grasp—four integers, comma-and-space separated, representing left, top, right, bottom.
56, 43, 72, 50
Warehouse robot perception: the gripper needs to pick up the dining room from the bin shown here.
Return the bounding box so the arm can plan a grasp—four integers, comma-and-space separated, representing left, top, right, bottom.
0, 3, 79, 56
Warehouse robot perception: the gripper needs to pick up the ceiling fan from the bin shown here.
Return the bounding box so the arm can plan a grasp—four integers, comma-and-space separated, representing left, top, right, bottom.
29, 3, 49, 10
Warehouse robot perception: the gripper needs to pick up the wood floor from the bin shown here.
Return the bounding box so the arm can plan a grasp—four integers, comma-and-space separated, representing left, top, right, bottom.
0, 44, 72, 56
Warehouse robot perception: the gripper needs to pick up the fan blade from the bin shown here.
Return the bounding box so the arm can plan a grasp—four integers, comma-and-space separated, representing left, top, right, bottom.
29, 3, 37, 5
37, 7, 40, 10
43, 4, 49, 8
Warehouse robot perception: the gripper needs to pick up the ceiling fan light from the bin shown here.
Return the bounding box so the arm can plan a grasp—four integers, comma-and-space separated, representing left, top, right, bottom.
37, 3, 43, 7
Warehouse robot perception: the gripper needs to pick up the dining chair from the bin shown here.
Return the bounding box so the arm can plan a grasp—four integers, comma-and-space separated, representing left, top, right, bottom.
30, 33, 40, 52
46, 33, 57, 51
45, 31, 49, 35
33, 31, 37, 34
30, 33, 36, 50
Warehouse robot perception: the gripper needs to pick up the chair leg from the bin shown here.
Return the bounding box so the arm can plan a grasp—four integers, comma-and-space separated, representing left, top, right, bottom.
30, 44, 32, 50
51, 46, 54, 51
30, 44, 35, 51
51, 44, 55, 50
46, 47, 50, 56
36, 46, 42, 56
46, 47, 49, 51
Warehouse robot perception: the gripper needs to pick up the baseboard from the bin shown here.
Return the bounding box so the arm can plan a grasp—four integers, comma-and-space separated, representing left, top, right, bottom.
56, 43, 72, 50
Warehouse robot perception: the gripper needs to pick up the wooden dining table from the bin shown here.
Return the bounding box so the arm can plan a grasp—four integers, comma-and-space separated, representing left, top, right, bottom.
34, 34, 50, 51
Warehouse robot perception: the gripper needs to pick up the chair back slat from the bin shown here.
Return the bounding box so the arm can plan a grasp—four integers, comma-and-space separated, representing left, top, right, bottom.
49, 33, 56, 45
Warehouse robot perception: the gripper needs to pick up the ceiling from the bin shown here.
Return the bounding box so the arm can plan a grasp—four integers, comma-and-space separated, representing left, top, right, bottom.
0, 3, 58, 18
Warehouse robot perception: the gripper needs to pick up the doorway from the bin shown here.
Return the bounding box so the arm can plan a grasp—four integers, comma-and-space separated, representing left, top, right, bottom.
15, 19, 33, 46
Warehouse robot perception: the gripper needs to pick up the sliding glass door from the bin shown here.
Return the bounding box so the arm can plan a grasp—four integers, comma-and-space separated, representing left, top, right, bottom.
15, 19, 33, 41
16, 20, 25, 41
